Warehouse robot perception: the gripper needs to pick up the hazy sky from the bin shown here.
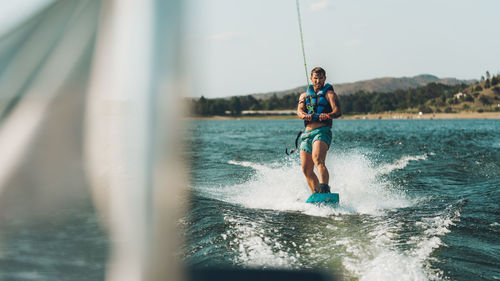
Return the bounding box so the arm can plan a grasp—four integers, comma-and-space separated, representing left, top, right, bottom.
2, 0, 499, 98
185, 0, 500, 98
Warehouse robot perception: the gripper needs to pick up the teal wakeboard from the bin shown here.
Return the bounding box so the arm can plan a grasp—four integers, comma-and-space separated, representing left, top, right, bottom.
306, 193, 339, 205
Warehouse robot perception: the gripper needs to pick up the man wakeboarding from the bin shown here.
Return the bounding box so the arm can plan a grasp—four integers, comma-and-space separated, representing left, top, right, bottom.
297, 67, 342, 194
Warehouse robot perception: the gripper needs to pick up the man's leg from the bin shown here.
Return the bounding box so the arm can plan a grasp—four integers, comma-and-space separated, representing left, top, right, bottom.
311, 140, 329, 186
300, 150, 318, 193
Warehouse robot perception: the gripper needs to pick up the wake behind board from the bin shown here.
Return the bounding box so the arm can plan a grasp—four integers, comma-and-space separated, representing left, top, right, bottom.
306, 193, 339, 205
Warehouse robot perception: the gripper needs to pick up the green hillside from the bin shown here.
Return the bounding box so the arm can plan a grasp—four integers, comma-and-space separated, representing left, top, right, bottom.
242, 74, 474, 100
421, 72, 500, 113
190, 72, 499, 116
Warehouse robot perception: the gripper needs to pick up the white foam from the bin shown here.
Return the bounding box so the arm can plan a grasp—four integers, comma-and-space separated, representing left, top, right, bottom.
195, 151, 445, 274
412, 207, 461, 263
359, 251, 429, 281
330, 152, 416, 215
342, 206, 462, 281
376, 154, 427, 175
227, 160, 268, 170
198, 151, 420, 216
341, 219, 428, 281
224, 215, 300, 268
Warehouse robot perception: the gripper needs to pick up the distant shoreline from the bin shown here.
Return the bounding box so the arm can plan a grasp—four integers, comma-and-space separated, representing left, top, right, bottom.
188, 112, 500, 120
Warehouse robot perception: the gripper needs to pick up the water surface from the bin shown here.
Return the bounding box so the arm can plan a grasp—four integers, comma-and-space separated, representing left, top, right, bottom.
185, 119, 500, 281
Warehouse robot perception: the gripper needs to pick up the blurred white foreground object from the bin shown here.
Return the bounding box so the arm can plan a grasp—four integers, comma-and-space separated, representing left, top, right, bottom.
86, 0, 187, 280
0, 0, 187, 280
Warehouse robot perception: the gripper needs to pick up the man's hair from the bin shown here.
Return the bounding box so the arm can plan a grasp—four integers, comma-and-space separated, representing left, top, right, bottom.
311, 67, 326, 77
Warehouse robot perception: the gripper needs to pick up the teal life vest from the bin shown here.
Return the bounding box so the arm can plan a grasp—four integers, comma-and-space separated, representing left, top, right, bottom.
304, 83, 333, 127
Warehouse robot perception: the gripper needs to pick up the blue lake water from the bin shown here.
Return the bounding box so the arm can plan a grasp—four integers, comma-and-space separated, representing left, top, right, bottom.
0, 119, 498, 281
184, 119, 500, 281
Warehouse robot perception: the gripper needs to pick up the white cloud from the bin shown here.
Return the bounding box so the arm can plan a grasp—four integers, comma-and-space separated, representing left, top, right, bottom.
309, 0, 329, 11
210, 31, 241, 41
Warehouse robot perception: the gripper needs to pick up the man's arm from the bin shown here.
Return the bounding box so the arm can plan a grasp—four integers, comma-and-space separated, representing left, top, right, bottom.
297, 92, 312, 121
319, 89, 342, 120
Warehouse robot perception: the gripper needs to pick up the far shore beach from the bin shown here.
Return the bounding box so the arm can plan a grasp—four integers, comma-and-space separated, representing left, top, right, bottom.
188, 111, 500, 121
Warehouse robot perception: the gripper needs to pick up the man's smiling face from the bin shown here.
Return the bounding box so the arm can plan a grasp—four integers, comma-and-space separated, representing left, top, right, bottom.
310, 73, 326, 89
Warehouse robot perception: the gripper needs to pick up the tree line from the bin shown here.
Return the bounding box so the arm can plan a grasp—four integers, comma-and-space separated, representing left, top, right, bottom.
339, 83, 469, 114
191, 92, 301, 116
189, 81, 490, 116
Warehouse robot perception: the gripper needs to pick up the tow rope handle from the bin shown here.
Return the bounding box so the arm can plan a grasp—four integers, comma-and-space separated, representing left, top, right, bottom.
310, 113, 331, 121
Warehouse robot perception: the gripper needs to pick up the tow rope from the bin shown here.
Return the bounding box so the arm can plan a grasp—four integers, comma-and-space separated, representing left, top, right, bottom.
285, 129, 303, 155
286, 0, 307, 156
285, 0, 311, 156
296, 0, 309, 90
296, 0, 315, 110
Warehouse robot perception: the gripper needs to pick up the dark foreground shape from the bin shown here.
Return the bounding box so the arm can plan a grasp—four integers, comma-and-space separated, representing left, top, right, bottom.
305, 193, 340, 204
187, 268, 339, 281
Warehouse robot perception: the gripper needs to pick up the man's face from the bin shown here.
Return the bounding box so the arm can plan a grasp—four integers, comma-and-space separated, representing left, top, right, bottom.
310, 73, 326, 88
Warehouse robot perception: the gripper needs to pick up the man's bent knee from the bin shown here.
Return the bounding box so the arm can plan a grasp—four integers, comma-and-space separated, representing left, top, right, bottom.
312, 158, 326, 168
